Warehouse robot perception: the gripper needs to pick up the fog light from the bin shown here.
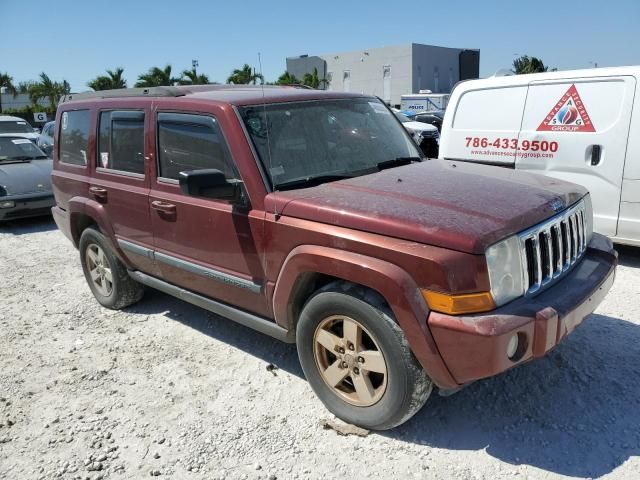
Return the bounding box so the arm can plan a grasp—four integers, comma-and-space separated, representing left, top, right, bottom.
0, 200, 15, 209
506, 334, 519, 359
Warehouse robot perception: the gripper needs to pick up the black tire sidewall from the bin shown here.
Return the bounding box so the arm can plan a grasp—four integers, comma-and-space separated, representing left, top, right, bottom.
297, 290, 422, 430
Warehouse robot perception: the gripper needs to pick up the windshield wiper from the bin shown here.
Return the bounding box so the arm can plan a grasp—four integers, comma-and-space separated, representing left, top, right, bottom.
376, 157, 422, 171
274, 173, 353, 191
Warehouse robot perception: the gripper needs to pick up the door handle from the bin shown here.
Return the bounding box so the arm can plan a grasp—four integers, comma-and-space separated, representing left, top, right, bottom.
151, 200, 176, 214
590, 145, 602, 166
89, 186, 108, 200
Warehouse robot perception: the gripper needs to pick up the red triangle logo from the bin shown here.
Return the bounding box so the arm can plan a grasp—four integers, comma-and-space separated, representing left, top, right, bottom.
537, 84, 596, 132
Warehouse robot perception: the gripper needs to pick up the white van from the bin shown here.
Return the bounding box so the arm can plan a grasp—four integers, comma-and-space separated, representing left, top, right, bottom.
439, 66, 640, 246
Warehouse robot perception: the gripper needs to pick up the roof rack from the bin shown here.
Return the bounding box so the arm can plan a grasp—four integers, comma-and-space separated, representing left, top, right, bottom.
61, 84, 318, 103
61, 85, 211, 103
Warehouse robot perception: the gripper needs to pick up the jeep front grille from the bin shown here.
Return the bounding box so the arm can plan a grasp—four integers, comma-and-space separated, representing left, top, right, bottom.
519, 200, 587, 295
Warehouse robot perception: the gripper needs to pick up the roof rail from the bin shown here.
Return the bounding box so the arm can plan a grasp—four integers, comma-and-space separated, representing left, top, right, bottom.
61, 86, 191, 103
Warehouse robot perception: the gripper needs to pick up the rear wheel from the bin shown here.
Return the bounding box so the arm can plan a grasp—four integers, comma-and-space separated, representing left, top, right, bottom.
79, 227, 144, 309
297, 284, 432, 430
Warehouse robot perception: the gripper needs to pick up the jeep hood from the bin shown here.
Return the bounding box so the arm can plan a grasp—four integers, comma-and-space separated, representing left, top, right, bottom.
0, 159, 53, 196
267, 160, 587, 254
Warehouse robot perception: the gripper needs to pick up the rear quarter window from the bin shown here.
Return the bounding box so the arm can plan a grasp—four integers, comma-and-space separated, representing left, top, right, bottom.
59, 110, 91, 165
453, 86, 528, 131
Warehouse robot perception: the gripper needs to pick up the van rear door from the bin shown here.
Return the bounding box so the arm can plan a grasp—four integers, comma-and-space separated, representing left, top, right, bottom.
516, 76, 636, 237
440, 85, 528, 166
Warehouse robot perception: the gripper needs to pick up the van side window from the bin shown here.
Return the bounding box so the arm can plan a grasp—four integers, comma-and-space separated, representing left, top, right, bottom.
98, 111, 145, 175
59, 110, 90, 165
453, 87, 528, 131
157, 113, 239, 181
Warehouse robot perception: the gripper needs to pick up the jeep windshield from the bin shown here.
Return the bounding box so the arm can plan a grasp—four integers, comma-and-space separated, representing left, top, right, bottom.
0, 120, 34, 134
0, 137, 48, 162
239, 97, 423, 190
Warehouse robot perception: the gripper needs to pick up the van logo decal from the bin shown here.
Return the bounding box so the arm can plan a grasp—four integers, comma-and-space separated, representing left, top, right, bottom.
537, 84, 596, 133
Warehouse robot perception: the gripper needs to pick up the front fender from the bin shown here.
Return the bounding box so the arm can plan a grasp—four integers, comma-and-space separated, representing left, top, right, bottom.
273, 245, 458, 389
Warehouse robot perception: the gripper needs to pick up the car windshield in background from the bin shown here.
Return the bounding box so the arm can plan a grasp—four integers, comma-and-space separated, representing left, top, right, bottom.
239, 98, 422, 189
0, 137, 47, 161
0, 120, 34, 134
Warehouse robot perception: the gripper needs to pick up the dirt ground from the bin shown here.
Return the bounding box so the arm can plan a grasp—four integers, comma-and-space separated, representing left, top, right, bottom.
1, 217, 639, 480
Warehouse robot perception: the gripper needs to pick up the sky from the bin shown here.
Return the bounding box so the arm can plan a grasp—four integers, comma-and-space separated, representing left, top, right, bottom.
1, 0, 639, 92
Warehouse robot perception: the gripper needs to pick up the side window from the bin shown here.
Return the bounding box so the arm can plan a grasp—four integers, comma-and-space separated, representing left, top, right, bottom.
453, 86, 528, 131
98, 111, 145, 174
59, 110, 90, 165
157, 113, 238, 181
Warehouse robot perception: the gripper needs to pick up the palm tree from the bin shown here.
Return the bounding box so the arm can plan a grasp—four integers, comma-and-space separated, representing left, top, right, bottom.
87, 68, 127, 91
227, 64, 263, 85
0, 72, 18, 113
178, 68, 210, 85
28, 73, 71, 108
275, 71, 300, 85
512, 55, 549, 74
134, 65, 178, 88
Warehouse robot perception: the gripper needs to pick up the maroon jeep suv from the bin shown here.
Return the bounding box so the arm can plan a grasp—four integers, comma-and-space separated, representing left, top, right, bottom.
51, 85, 616, 430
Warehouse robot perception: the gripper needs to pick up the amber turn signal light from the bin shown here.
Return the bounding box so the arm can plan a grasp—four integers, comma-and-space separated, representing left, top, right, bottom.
421, 290, 496, 315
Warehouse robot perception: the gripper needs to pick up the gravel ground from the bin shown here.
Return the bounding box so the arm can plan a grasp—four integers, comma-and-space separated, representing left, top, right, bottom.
1, 217, 639, 480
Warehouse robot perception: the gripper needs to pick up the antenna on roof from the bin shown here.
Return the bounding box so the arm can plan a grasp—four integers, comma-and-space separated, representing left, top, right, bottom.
258, 52, 278, 219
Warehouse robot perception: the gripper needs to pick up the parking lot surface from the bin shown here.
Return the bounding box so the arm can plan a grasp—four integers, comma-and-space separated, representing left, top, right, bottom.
1, 218, 639, 480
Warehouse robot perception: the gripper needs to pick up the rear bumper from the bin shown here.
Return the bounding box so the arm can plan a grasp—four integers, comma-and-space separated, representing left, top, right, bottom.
52, 205, 74, 244
428, 233, 617, 385
0, 192, 55, 221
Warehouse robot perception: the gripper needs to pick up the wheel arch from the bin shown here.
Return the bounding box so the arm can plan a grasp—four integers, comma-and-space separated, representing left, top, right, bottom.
272, 245, 459, 390
67, 197, 132, 268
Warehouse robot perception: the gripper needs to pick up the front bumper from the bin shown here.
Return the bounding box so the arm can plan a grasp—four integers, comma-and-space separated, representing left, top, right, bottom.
0, 192, 55, 221
428, 233, 616, 385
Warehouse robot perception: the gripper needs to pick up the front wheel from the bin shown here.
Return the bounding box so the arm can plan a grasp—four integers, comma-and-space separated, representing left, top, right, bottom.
296, 284, 432, 430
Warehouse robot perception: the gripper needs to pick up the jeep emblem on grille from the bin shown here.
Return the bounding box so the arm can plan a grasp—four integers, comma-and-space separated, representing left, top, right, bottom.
550, 199, 564, 212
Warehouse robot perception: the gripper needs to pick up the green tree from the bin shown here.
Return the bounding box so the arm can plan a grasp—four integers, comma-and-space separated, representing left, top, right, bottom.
512, 55, 549, 74
134, 65, 178, 87
178, 68, 211, 85
87, 67, 127, 91
0, 72, 18, 113
226, 64, 263, 85
28, 73, 71, 108
301, 68, 329, 89
275, 71, 300, 85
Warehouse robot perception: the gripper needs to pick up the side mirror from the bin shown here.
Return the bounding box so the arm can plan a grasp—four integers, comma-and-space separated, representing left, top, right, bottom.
179, 169, 242, 202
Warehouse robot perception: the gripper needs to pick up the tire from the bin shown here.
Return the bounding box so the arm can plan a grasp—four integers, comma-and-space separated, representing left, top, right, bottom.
296, 283, 432, 430
79, 227, 144, 310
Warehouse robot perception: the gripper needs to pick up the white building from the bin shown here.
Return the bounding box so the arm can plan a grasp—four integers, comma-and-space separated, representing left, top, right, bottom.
286, 43, 480, 107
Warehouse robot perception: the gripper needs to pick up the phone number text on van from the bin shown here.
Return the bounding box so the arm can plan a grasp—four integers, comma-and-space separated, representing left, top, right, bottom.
465, 137, 559, 152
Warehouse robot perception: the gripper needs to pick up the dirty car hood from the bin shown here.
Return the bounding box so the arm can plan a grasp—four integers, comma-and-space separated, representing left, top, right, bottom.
267, 160, 587, 254
0, 159, 53, 196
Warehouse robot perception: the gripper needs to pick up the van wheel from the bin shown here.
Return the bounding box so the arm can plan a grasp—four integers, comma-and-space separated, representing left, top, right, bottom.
79, 227, 144, 310
296, 284, 432, 430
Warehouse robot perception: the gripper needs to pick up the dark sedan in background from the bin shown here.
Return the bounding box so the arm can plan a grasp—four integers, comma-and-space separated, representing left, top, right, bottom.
0, 136, 54, 222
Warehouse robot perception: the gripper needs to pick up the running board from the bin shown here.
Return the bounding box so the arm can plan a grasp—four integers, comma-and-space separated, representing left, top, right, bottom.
128, 270, 294, 343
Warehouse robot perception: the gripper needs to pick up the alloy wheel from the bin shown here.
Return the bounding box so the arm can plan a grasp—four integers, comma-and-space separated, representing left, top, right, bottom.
313, 315, 388, 407
86, 243, 113, 297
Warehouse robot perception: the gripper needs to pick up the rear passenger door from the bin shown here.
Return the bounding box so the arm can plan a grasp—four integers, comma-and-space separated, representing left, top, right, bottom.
517, 77, 636, 237
91, 107, 155, 274
149, 111, 269, 317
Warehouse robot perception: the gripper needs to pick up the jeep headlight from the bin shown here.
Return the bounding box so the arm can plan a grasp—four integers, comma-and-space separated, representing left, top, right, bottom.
486, 235, 525, 306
